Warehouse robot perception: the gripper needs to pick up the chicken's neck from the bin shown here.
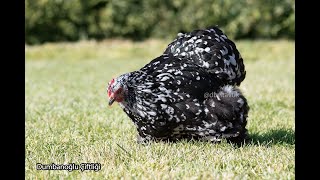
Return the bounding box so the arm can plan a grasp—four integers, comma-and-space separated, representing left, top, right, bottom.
118, 73, 136, 110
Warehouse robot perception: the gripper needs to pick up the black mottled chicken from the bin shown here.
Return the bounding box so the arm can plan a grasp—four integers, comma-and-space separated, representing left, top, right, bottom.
107, 26, 249, 144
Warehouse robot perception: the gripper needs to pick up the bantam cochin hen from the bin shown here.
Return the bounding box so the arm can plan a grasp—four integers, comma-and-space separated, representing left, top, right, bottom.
107, 26, 249, 144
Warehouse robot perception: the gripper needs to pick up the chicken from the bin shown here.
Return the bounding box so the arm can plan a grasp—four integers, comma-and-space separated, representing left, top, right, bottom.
107, 26, 249, 144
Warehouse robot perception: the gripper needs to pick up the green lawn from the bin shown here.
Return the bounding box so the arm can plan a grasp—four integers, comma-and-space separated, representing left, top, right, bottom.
26, 39, 295, 179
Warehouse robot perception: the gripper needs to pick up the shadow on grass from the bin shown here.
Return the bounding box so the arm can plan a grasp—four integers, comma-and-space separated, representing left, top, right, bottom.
247, 128, 295, 146
116, 129, 295, 148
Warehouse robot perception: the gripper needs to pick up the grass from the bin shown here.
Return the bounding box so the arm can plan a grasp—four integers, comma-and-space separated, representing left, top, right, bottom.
26, 38, 295, 179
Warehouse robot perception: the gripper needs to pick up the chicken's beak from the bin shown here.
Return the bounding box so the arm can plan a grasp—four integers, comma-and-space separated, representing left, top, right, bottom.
109, 97, 115, 106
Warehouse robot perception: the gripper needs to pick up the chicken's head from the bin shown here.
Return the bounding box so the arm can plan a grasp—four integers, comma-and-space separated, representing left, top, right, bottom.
107, 74, 129, 106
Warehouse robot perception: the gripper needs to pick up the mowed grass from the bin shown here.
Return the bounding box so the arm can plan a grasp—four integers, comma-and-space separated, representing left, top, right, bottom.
26, 39, 295, 179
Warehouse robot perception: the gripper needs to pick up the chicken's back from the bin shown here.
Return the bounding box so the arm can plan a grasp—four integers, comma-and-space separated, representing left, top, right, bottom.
164, 26, 246, 86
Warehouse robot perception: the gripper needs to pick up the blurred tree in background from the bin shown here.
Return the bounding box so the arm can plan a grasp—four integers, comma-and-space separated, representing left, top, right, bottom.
25, 0, 294, 44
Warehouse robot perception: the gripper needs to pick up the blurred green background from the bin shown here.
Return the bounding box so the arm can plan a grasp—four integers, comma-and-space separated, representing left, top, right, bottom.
25, 0, 294, 44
